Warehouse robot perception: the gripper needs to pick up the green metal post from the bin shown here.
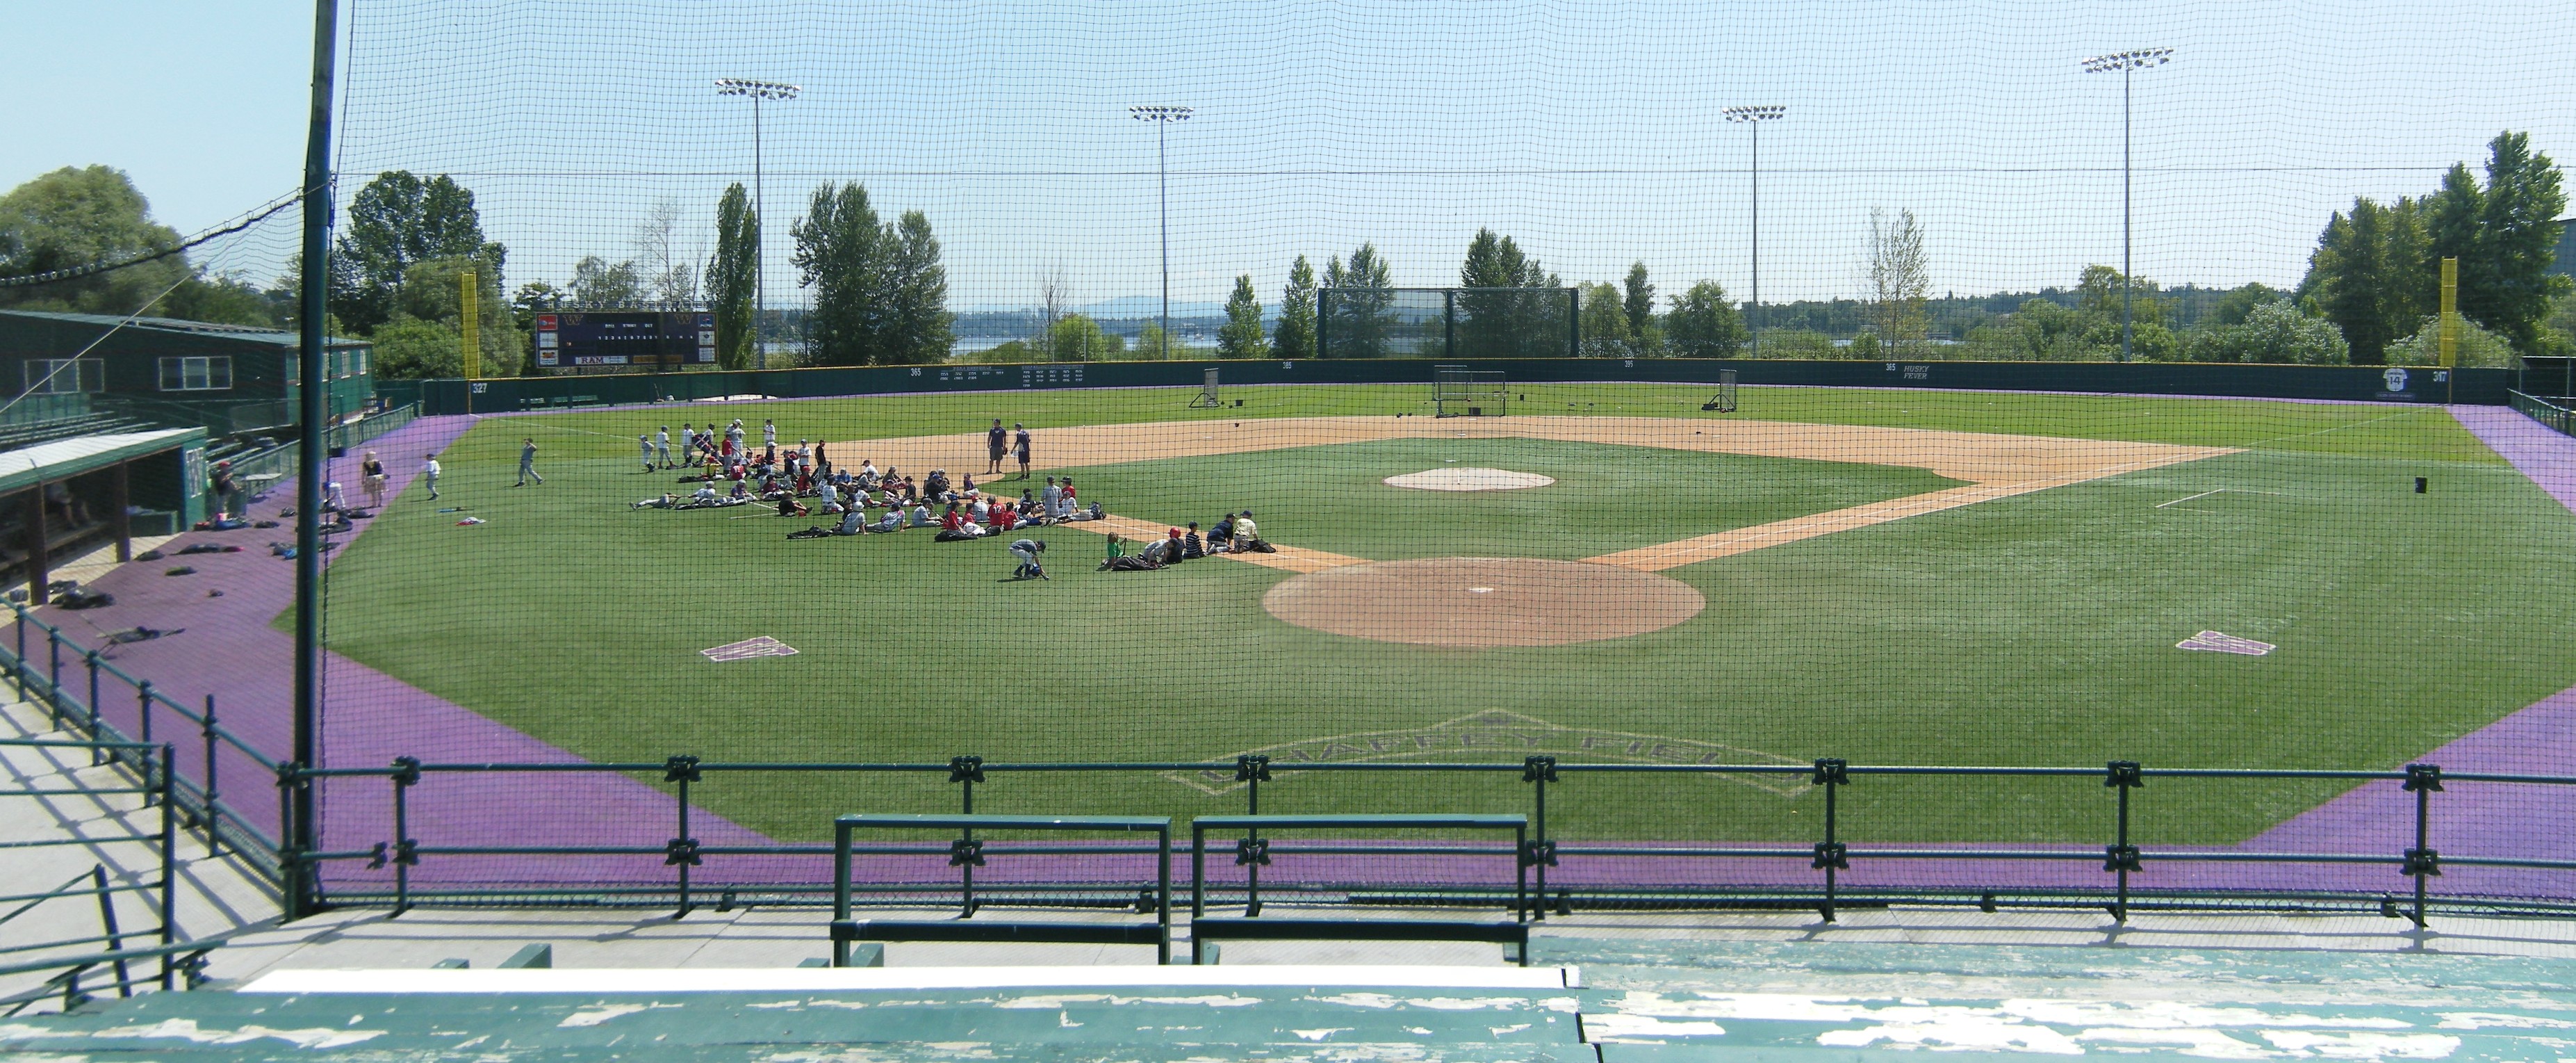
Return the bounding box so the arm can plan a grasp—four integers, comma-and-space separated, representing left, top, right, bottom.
288, 0, 342, 922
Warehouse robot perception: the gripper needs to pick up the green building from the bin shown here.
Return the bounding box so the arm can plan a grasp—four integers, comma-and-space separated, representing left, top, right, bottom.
0, 309, 374, 441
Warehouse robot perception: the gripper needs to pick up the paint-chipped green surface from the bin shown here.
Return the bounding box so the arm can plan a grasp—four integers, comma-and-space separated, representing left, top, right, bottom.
15, 938, 2576, 1060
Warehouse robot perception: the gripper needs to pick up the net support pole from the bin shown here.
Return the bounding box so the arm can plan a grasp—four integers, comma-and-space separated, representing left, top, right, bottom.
288, 0, 341, 923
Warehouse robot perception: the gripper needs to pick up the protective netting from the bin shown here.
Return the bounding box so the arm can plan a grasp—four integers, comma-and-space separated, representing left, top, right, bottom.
13, 0, 2576, 913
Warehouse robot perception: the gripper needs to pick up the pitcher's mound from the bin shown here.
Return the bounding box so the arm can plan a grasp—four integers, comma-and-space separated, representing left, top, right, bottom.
1263, 558, 1703, 647
1384, 467, 1555, 491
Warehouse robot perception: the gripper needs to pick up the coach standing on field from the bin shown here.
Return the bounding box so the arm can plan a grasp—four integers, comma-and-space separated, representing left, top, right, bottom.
985, 418, 1008, 476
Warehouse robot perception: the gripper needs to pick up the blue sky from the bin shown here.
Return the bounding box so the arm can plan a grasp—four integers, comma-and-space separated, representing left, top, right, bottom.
9, 0, 2575, 311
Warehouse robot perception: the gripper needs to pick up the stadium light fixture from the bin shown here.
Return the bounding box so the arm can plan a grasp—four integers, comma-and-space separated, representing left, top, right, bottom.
2081, 49, 2172, 362
1723, 106, 1786, 355
1131, 106, 1193, 360
716, 79, 802, 369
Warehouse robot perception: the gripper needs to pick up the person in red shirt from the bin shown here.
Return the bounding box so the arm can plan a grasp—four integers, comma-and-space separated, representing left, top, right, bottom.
940, 503, 966, 532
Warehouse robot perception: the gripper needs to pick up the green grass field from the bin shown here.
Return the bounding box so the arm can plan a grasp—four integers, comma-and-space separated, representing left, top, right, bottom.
313, 384, 2576, 845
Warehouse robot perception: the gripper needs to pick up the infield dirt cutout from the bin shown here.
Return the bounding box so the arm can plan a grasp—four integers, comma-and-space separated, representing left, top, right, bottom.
834, 415, 2236, 640
1263, 558, 1705, 647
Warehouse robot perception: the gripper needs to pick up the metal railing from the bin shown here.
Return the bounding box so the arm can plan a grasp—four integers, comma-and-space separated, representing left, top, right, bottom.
222, 402, 421, 495
0, 737, 221, 1014
6, 600, 2573, 927
2511, 390, 2576, 437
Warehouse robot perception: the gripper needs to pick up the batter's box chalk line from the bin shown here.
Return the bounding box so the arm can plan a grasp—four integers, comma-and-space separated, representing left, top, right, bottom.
2176, 631, 2274, 656
704, 635, 798, 662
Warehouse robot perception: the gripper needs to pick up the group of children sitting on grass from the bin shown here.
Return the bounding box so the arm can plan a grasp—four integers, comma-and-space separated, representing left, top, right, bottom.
633, 441, 1106, 537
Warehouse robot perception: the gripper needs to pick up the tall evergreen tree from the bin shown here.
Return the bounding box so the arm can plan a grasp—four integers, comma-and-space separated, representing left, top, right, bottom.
1273, 256, 1317, 359
1219, 273, 1265, 358
887, 210, 953, 364
1622, 261, 1655, 340
1321, 243, 1393, 357
1457, 228, 1559, 357
705, 182, 758, 369
2302, 196, 2429, 364
791, 181, 886, 366
2466, 132, 2571, 355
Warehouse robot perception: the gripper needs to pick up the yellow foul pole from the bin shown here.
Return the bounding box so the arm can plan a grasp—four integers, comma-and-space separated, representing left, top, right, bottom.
460, 271, 482, 380
2440, 257, 2458, 404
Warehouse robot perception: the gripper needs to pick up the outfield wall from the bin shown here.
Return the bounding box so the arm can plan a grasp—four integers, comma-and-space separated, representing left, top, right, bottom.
413, 359, 2511, 414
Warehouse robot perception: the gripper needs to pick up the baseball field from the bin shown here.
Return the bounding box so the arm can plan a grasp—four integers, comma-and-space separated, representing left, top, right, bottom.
305, 382, 2576, 847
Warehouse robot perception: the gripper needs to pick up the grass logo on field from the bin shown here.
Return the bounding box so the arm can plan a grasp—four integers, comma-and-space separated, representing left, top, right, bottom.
702, 635, 797, 662
1168, 710, 1808, 797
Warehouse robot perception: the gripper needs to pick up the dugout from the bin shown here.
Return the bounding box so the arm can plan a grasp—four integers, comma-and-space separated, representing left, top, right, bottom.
0, 309, 375, 440
0, 427, 208, 601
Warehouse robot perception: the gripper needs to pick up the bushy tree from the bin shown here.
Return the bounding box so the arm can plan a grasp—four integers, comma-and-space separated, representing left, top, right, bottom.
1273, 255, 1317, 359
2304, 132, 2570, 359
1049, 314, 1118, 361
1621, 261, 1656, 344
790, 182, 953, 366
2385, 312, 2516, 367
1218, 274, 1265, 358
367, 314, 463, 380
331, 171, 502, 333
1664, 279, 1746, 357
0, 166, 274, 325
1755, 329, 1837, 359
1577, 282, 1631, 357
705, 182, 758, 369
2303, 197, 2430, 364
2183, 300, 2349, 364
566, 256, 641, 309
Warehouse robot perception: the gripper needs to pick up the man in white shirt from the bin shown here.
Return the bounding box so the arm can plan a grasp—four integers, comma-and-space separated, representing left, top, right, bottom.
1230, 511, 1259, 551
764, 420, 778, 448
655, 426, 672, 469
911, 503, 935, 527
422, 453, 442, 500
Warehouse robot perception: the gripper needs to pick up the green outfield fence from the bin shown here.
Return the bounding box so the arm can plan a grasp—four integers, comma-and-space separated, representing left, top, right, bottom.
13, 601, 2576, 927
409, 358, 2511, 416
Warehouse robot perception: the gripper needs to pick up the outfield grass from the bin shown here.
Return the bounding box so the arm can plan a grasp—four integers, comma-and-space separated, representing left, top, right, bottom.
311, 384, 2573, 845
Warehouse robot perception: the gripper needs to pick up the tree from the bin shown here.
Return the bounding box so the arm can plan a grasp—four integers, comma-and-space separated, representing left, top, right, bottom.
2183, 300, 2349, 364
1273, 255, 1317, 359
1457, 228, 1560, 357
1622, 261, 1655, 340
635, 198, 699, 311
792, 181, 886, 366
704, 183, 757, 369
394, 255, 525, 376
2074, 266, 2179, 360
2386, 311, 2516, 367
1577, 282, 1631, 357
1135, 323, 1179, 360
1219, 273, 1265, 358
1864, 208, 1931, 358
1036, 261, 1069, 361
885, 209, 953, 365
1665, 280, 1746, 357
1049, 314, 1118, 360
331, 171, 501, 333
1320, 243, 1393, 357
367, 314, 463, 380
2302, 197, 2430, 364
0, 165, 277, 325
2463, 132, 2571, 355
565, 256, 641, 310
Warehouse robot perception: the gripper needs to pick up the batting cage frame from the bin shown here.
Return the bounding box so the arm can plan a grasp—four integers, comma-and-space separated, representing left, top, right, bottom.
1435, 364, 1508, 417
1702, 368, 1739, 412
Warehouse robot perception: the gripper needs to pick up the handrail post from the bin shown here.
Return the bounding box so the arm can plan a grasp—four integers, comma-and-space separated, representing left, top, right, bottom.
200, 695, 221, 859
665, 756, 703, 918
83, 650, 101, 763
1812, 759, 1849, 923
1523, 756, 1558, 920
831, 818, 853, 966
391, 756, 420, 916
47, 625, 62, 705
2404, 763, 2443, 930
1237, 755, 1268, 916
949, 757, 983, 918
157, 744, 175, 991
91, 865, 131, 997
1191, 822, 1207, 920
13, 603, 27, 708
2105, 761, 2144, 923
1157, 823, 1173, 966
136, 683, 155, 805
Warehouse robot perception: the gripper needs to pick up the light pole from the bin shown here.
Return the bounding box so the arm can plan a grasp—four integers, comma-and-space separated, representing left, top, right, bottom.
2081, 48, 2170, 363
1723, 106, 1785, 356
1131, 105, 1192, 359
716, 78, 800, 370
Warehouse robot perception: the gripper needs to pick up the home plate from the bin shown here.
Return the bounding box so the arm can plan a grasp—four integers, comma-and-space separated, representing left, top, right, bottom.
2176, 631, 2274, 656
704, 635, 797, 661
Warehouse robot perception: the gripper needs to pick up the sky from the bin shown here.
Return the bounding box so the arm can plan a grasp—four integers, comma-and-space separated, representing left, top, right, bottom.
8, 0, 2575, 314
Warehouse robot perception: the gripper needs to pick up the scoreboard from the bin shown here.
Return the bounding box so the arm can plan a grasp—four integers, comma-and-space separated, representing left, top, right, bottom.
534, 311, 716, 368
